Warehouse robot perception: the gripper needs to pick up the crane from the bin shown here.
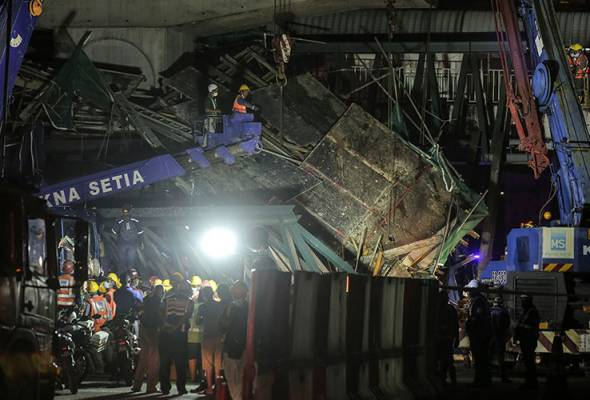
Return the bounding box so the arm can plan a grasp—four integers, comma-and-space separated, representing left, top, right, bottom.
483, 0, 590, 357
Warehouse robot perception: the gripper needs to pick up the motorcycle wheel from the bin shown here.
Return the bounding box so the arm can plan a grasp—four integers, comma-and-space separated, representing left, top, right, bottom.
76, 352, 90, 384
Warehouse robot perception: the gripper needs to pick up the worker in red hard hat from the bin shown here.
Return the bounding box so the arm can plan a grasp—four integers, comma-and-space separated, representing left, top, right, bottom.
57, 260, 76, 308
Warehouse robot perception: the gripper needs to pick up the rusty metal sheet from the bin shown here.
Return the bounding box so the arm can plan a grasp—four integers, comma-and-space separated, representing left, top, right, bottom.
299, 104, 454, 257
253, 73, 346, 147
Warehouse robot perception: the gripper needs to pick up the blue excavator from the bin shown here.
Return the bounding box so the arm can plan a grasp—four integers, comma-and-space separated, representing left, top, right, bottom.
482, 0, 590, 356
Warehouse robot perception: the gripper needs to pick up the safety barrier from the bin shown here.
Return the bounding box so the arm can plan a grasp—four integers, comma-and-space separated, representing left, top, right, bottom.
243, 270, 440, 400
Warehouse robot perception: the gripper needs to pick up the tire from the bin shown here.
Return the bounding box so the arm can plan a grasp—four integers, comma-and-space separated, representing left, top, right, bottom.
76, 352, 90, 383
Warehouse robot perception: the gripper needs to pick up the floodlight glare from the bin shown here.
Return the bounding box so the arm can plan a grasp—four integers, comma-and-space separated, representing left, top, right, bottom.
199, 227, 237, 259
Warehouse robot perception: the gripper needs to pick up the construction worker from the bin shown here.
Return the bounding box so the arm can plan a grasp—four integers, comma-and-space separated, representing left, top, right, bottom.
567, 43, 589, 79
114, 270, 143, 317
159, 274, 194, 395
219, 281, 249, 400
514, 294, 540, 390
188, 276, 205, 393
197, 285, 224, 396
107, 272, 122, 289
463, 279, 492, 387
490, 297, 511, 382
57, 260, 76, 308
84, 280, 113, 332
101, 275, 118, 319
435, 292, 458, 387
132, 284, 165, 394
204, 83, 221, 135
232, 84, 259, 114
567, 43, 589, 101
112, 205, 143, 273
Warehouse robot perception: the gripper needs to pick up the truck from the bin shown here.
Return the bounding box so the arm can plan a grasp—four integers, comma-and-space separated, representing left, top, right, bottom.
0, 185, 90, 399
482, 0, 590, 357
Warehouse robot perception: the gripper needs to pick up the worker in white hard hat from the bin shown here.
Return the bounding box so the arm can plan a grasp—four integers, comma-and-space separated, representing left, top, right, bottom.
203, 83, 221, 138
463, 279, 492, 387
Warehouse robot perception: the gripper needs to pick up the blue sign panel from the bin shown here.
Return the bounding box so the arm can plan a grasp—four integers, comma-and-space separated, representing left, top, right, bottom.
38, 154, 185, 208
1, 1, 38, 121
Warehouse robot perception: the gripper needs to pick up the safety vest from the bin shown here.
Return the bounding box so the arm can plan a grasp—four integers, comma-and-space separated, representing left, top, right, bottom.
568, 54, 590, 79
57, 274, 76, 307
187, 302, 202, 344
164, 295, 190, 331
90, 295, 113, 332
105, 288, 117, 319
232, 95, 247, 113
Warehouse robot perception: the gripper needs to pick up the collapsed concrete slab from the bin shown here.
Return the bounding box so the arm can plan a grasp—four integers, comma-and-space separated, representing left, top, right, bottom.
297, 103, 486, 277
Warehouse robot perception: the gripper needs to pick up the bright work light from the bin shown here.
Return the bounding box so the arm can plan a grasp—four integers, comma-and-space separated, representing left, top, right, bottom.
199, 227, 237, 259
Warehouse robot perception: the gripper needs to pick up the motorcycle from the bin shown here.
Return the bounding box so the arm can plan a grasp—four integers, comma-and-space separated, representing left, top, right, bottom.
103, 311, 140, 386
53, 309, 93, 393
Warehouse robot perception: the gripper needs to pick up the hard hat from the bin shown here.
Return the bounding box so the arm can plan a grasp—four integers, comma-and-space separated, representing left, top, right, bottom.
62, 260, 75, 275
543, 211, 552, 221
208, 83, 218, 93
121, 204, 132, 213
87, 280, 99, 294
152, 278, 163, 287
99, 281, 108, 294
570, 43, 584, 52
171, 272, 185, 284
107, 272, 121, 288
162, 279, 172, 291
239, 84, 250, 92
208, 280, 218, 292
127, 268, 139, 281
191, 275, 202, 287
149, 276, 161, 285
465, 279, 479, 289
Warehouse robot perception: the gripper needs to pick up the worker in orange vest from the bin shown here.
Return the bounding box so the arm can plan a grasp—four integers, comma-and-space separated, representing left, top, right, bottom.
84, 280, 113, 332
57, 260, 76, 308
567, 43, 589, 102
567, 44, 589, 79
232, 84, 259, 114
100, 278, 117, 319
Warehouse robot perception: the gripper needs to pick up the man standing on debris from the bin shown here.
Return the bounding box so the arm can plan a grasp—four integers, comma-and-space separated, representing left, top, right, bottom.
490, 297, 511, 382
204, 83, 220, 135
514, 294, 540, 390
464, 279, 492, 386
232, 84, 259, 114
112, 205, 143, 273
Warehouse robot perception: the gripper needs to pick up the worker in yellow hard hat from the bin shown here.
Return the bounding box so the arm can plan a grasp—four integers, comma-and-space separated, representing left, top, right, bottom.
567, 43, 589, 101
83, 280, 113, 331
191, 275, 202, 288
232, 84, 259, 114
107, 272, 122, 289
207, 280, 218, 293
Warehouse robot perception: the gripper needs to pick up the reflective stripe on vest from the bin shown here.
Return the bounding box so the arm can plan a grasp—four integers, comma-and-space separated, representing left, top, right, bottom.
232, 95, 246, 113
165, 297, 189, 317
57, 275, 75, 306
91, 295, 112, 331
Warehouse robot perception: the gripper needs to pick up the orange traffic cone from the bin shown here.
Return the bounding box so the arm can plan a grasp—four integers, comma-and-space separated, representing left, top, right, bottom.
215, 373, 230, 400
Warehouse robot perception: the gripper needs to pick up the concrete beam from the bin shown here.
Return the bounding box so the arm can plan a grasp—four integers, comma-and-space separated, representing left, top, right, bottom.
38, 0, 432, 36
